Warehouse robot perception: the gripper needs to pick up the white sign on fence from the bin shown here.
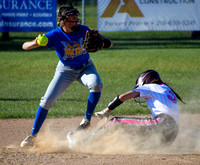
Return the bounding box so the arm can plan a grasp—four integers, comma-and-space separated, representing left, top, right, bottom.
98, 0, 200, 32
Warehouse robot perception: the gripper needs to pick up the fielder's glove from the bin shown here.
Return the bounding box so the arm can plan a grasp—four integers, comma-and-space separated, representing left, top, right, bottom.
84, 30, 104, 52
95, 109, 111, 121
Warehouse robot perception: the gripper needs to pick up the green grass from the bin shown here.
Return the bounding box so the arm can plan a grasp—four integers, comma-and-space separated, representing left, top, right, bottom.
0, 47, 200, 119
0, 4, 200, 119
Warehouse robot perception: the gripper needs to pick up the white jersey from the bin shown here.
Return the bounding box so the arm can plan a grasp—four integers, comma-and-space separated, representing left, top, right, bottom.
133, 84, 179, 123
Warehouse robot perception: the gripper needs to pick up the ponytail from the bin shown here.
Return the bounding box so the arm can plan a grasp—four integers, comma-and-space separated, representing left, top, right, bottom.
163, 83, 185, 104
152, 80, 185, 104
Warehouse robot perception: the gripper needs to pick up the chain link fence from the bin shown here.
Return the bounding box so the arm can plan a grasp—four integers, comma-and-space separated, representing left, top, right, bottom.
1, 0, 200, 49
70, 2, 200, 49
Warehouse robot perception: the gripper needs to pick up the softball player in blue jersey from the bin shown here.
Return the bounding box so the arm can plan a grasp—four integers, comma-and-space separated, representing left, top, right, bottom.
20, 4, 113, 147
95, 70, 185, 145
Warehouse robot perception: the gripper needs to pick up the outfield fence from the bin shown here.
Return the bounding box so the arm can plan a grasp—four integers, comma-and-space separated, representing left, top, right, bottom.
1, 1, 200, 48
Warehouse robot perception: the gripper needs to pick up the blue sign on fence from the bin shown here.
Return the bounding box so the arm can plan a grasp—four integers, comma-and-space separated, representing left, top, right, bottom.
0, 0, 57, 32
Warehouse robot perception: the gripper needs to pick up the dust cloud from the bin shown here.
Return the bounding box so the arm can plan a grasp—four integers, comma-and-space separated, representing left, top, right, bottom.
30, 113, 200, 155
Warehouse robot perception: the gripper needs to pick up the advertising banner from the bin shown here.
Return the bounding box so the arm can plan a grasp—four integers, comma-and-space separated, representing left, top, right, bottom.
98, 0, 200, 32
0, 0, 57, 32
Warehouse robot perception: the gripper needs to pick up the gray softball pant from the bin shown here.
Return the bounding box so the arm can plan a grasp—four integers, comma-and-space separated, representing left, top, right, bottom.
105, 114, 178, 145
39, 59, 102, 110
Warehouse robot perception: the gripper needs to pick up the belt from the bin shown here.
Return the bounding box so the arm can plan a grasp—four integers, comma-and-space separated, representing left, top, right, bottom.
67, 59, 90, 70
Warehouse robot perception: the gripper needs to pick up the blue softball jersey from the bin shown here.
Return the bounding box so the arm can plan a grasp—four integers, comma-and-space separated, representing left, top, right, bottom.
45, 25, 90, 67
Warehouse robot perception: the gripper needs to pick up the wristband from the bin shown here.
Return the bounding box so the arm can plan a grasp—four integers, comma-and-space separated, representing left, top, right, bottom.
108, 95, 123, 110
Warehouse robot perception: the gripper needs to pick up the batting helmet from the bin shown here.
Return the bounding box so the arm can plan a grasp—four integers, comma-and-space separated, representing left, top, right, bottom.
57, 4, 80, 26
135, 70, 162, 88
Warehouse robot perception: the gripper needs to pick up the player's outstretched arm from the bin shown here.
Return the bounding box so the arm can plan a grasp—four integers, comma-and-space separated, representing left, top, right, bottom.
22, 39, 40, 50
95, 91, 140, 119
119, 91, 140, 102
22, 34, 47, 50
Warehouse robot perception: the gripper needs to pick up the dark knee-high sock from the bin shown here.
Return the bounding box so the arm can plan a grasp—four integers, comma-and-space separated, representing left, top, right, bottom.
85, 92, 101, 121
31, 106, 48, 135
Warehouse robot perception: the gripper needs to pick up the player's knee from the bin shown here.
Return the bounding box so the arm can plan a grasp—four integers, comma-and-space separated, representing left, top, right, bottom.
89, 82, 103, 92
39, 96, 57, 110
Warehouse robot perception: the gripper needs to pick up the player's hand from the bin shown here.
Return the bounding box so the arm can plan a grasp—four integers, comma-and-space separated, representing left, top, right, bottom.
35, 34, 42, 46
95, 108, 111, 120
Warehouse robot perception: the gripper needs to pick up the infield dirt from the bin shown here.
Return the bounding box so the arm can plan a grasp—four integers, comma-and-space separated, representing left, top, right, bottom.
0, 114, 200, 165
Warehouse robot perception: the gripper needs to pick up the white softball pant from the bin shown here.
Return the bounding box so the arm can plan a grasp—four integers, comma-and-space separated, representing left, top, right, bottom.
39, 59, 102, 110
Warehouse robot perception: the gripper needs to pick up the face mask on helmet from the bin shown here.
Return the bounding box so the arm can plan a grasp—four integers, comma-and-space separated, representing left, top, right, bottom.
135, 70, 162, 88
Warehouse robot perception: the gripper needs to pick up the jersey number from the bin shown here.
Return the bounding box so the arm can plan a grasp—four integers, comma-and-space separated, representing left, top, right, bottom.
167, 90, 177, 102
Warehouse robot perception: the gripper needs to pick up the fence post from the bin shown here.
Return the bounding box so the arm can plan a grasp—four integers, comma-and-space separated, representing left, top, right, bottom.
82, 0, 85, 25
2, 32, 9, 41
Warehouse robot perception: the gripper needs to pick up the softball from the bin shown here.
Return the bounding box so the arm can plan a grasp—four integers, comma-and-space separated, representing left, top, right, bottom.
37, 35, 48, 46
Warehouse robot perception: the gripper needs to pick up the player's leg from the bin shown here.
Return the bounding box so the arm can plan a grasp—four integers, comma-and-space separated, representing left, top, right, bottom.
33, 62, 76, 134
105, 116, 155, 135
21, 62, 76, 147
77, 61, 103, 130
30, 77, 72, 136
31, 106, 48, 135
104, 114, 178, 145
155, 114, 178, 145
20, 106, 49, 147
85, 92, 101, 121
